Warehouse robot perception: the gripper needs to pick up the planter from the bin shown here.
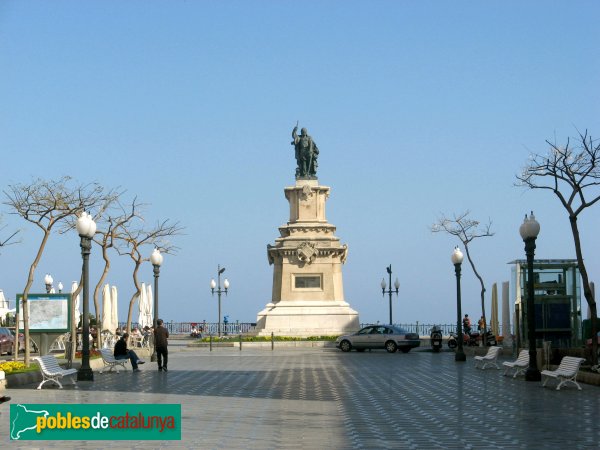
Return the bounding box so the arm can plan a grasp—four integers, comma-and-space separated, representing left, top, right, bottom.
6, 370, 42, 388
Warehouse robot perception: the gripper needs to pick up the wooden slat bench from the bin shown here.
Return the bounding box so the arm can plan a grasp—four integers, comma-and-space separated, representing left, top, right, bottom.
502, 349, 529, 378
474, 346, 502, 370
99, 348, 129, 373
541, 356, 586, 390
33, 355, 77, 390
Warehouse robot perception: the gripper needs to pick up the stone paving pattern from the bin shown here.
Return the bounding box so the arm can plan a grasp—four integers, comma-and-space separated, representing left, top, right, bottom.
1, 343, 599, 449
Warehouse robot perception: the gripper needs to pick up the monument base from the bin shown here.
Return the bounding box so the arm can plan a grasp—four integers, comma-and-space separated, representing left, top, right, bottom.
254, 300, 360, 337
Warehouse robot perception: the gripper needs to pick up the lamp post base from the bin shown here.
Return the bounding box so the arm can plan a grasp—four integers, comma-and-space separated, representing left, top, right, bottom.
77, 367, 94, 382
455, 351, 466, 362
525, 367, 541, 381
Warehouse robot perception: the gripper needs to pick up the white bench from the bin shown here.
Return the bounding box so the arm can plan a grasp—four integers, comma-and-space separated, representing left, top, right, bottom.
33, 355, 77, 390
541, 356, 586, 390
99, 348, 129, 373
474, 346, 502, 369
502, 349, 530, 378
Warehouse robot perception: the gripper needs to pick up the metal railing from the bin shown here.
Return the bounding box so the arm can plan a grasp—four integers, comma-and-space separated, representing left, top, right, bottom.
362, 323, 506, 336
118, 321, 257, 335
117, 321, 506, 336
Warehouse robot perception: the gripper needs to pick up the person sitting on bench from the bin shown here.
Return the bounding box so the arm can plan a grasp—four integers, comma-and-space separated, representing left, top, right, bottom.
114, 332, 145, 372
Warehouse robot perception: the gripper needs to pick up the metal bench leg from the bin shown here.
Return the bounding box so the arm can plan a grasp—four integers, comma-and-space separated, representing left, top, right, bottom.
38, 377, 63, 389
542, 375, 550, 387
557, 378, 582, 391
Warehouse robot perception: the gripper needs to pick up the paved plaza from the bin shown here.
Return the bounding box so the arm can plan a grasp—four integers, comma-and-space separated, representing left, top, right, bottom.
1, 342, 599, 449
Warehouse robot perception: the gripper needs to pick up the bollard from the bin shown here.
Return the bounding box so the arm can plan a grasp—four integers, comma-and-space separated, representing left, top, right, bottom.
239, 333, 242, 351
271, 332, 274, 351
209, 334, 212, 352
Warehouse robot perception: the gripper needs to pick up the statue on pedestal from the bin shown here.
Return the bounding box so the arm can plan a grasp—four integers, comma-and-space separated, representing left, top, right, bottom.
291, 123, 319, 179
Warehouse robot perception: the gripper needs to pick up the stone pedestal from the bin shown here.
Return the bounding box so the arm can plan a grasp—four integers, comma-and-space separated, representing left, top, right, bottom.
255, 179, 360, 337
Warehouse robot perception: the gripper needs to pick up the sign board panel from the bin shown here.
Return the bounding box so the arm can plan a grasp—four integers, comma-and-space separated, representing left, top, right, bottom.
16, 293, 71, 333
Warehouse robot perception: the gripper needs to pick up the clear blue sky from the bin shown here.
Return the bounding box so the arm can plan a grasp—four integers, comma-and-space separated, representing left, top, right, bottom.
1, 1, 600, 327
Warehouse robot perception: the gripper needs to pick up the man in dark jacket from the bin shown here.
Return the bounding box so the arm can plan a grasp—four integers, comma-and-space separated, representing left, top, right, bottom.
114, 332, 145, 372
154, 319, 169, 371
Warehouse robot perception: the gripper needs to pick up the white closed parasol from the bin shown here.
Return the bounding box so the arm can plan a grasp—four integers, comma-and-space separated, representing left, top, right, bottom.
101, 284, 111, 332
111, 285, 119, 333
145, 283, 154, 327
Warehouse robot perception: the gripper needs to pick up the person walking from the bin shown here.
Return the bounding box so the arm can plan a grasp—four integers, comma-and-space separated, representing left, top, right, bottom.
154, 318, 169, 372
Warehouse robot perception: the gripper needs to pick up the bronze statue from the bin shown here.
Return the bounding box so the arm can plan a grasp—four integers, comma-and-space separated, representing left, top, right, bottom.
291, 122, 319, 178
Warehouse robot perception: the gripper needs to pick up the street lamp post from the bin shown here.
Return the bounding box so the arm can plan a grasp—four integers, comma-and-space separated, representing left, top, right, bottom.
44, 274, 54, 294
452, 247, 466, 362
210, 265, 229, 337
76, 212, 96, 382
519, 211, 541, 381
150, 248, 163, 363
380, 265, 400, 325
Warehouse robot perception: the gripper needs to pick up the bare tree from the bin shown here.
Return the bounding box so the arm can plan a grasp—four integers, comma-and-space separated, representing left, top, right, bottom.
89, 197, 140, 348
432, 211, 495, 343
3, 177, 108, 365
59, 190, 122, 357
516, 130, 600, 365
116, 219, 183, 332
0, 217, 20, 250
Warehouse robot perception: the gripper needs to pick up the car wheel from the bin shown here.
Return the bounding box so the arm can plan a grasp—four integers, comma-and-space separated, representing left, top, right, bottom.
400, 347, 411, 353
339, 340, 352, 352
385, 341, 397, 353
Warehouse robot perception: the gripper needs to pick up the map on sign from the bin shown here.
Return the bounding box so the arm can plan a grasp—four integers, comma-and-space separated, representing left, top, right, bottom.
16, 294, 71, 333
10, 404, 49, 440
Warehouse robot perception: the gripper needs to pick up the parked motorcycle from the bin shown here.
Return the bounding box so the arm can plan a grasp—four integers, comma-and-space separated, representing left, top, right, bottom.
447, 331, 459, 349
482, 329, 497, 346
430, 325, 443, 352
447, 330, 479, 349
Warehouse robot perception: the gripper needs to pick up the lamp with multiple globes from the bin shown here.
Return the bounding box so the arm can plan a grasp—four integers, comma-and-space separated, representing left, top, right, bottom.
519, 211, 541, 381
451, 246, 466, 362
210, 265, 229, 337
150, 248, 163, 362
76, 211, 96, 382
380, 265, 400, 325
44, 274, 54, 294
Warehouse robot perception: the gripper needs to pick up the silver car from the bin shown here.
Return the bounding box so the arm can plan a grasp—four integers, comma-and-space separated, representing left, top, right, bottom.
336, 325, 420, 353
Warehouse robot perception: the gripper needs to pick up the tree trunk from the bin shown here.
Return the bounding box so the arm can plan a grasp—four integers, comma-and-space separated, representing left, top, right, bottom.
67, 277, 83, 369
126, 261, 142, 332
22, 229, 52, 366
464, 245, 487, 345
569, 216, 598, 365
93, 246, 111, 348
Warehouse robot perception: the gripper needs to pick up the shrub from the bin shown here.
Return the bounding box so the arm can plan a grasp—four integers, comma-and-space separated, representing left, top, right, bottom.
0, 361, 34, 375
